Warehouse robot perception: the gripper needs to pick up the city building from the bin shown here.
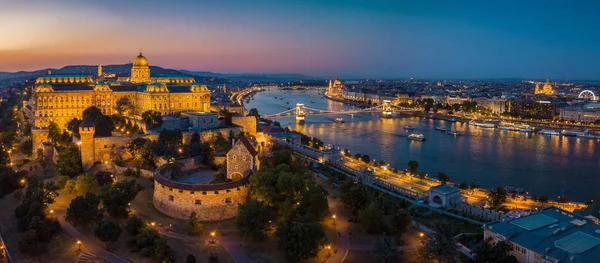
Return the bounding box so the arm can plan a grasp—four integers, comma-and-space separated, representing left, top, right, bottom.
535, 78, 555, 95
29, 52, 210, 129
428, 184, 460, 208
507, 100, 557, 120
226, 136, 259, 181
484, 207, 600, 263
328, 77, 344, 96
560, 105, 600, 123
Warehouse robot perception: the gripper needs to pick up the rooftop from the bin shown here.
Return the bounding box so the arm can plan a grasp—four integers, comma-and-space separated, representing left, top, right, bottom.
486, 206, 600, 263
430, 184, 460, 194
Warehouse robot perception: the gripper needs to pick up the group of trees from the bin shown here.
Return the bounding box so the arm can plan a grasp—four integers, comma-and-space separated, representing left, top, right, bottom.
141, 110, 163, 129
239, 147, 329, 262
126, 138, 157, 170
415, 99, 479, 114
112, 114, 142, 135
65, 179, 139, 227
14, 177, 61, 255
0, 165, 26, 197
340, 180, 411, 243
126, 217, 174, 262
295, 132, 324, 150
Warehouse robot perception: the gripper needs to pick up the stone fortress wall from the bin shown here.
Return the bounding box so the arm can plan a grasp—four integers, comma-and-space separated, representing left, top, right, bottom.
153, 164, 250, 221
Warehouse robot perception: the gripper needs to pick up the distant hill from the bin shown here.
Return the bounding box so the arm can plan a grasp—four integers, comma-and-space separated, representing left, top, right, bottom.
0, 64, 228, 87
180, 70, 318, 81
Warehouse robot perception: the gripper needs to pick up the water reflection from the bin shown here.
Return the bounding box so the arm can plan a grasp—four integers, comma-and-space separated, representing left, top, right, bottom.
246, 90, 600, 201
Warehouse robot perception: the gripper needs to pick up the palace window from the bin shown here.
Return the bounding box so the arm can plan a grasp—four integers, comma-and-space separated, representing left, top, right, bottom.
168, 195, 174, 201
178, 190, 183, 193
226, 189, 230, 193
225, 198, 232, 204
202, 191, 207, 195
190, 191, 195, 195
214, 191, 219, 194
195, 200, 201, 205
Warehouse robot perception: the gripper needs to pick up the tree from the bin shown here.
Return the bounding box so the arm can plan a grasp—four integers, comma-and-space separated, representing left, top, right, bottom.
74, 173, 100, 196
94, 115, 115, 137
126, 215, 144, 235
67, 118, 82, 136
487, 187, 508, 210
47, 122, 61, 145
14, 176, 59, 230
417, 171, 427, 179
141, 110, 163, 128
65, 193, 103, 227
538, 195, 549, 205
95, 220, 122, 247
340, 180, 371, 217
425, 223, 457, 263
458, 183, 468, 190
115, 97, 135, 116
83, 106, 103, 122
100, 179, 138, 218
297, 183, 329, 221
235, 199, 273, 241
359, 202, 387, 234
186, 255, 197, 263
186, 211, 204, 236
0, 165, 26, 197
56, 146, 82, 177
275, 217, 326, 262
470, 238, 517, 263
390, 209, 411, 241
247, 108, 260, 118
437, 172, 450, 184
414, 246, 436, 263
360, 154, 371, 164
408, 160, 419, 175
372, 235, 397, 263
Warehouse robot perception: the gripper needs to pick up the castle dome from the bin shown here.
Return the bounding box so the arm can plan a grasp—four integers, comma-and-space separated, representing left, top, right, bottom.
133, 52, 149, 67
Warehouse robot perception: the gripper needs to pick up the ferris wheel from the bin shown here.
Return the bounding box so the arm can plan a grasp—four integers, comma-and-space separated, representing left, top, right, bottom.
578, 90, 597, 101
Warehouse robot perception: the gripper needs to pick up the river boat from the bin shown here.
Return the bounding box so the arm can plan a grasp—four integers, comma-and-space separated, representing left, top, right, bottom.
498, 122, 534, 132
408, 134, 425, 141
435, 126, 447, 132
469, 120, 495, 128
447, 130, 460, 136
538, 129, 560, 135
562, 129, 586, 137
334, 118, 345, 124
404, 125, 415, 130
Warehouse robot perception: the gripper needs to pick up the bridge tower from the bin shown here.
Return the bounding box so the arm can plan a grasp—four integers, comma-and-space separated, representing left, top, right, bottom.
296, 103, 306, 124
382, 100, 392, 118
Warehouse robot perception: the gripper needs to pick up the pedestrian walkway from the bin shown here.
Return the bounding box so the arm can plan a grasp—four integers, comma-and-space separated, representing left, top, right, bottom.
52, 208, 130, 263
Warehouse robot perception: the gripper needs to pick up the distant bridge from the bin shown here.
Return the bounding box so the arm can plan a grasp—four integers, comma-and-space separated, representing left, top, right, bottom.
263, 100, 417, 121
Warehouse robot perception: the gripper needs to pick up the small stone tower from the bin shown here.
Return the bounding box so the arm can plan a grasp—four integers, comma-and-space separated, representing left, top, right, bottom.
79, 119, 95, 171
98, 63, 103, 77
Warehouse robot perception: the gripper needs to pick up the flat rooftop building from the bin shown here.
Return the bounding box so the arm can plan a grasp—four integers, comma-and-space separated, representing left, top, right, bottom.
484, 206, 600, 263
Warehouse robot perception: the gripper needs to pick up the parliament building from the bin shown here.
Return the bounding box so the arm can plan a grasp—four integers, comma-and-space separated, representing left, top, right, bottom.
30, 52, 210, 129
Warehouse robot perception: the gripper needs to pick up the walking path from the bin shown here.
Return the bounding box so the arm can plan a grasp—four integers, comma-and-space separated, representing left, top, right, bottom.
51, 208, 130, 263
316, 177, 350, 263
156, 228, 253, 263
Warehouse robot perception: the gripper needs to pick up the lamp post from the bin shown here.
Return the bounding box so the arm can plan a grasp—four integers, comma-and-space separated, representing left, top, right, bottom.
326, 245, 331, 257
332, 214, 336, 226
77, 240, 82, 251
210, 231, 216, 244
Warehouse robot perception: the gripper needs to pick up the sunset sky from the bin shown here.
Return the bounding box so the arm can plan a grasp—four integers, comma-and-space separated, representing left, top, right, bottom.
1, 0, 599, 79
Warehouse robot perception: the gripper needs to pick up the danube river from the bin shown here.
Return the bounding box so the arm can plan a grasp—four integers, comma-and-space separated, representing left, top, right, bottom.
245, 90, 600, 201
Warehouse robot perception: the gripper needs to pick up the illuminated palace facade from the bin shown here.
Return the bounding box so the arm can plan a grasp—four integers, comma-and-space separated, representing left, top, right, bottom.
30, 52, 211, 129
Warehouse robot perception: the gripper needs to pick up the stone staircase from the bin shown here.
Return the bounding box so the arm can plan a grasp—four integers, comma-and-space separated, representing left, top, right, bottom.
76, 251, 97, 263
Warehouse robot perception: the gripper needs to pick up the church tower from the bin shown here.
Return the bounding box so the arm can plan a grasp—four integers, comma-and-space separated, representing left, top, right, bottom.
79, 120, 96, 171
534, 83, 541, 94
542, 77, 554, 95
130, 52, 150, 83
98, 63, 103, 77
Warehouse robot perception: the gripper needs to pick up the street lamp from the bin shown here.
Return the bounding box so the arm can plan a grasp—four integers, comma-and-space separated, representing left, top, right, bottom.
211, 231, 216, 243
77, 240, 82, 251
332, 214, 336, 226
326, 245, 331, 257
419, 232, 424, 238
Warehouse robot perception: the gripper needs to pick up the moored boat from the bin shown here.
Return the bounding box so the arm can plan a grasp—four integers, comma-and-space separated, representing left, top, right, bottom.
447, 130, 460, 136
435, 126, 448, 132
408, 134, 425, 141
469, 120, 495, 128
334, 118, 345, 123
404, 125, 415, 130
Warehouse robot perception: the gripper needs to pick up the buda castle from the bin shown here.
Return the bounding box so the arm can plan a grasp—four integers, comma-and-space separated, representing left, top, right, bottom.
30, 52, 210, 129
